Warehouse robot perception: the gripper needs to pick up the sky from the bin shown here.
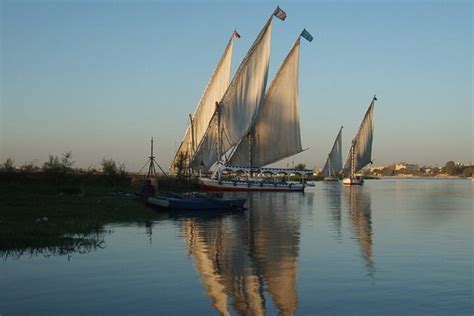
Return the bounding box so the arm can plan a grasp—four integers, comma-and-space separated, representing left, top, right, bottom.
1, 0, 472, 171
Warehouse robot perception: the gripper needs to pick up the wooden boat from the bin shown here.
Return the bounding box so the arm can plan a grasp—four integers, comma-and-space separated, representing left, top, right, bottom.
147, 193, 247, 210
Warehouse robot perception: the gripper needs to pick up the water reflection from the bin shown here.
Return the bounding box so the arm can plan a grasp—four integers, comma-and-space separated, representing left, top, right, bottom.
181, 193, 302, 316
1, 231, 107, 261
323, 183, 343, 240
343, 186, 375, 276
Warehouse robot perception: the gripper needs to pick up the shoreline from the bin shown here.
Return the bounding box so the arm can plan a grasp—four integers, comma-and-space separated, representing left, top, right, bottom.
377, 175, 468, 180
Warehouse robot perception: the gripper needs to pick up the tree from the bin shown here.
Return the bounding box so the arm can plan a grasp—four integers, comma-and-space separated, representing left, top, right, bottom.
294, 163, 306, 171
21, 160, 38, 173
443, 161, 456, 175
174, 152, 188, 179
462, 166, 472, 178
101, 158, 118, 176
381, 166, 394, 176
2, 157, 15, 172
100, 158, 127, 177
61, 151, 75, 170
42, 152, 75, 184
43, 151, 75, 174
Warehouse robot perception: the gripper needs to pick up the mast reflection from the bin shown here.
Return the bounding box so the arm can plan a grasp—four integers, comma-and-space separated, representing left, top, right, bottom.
343, 186, 375, 276
324, 183, 343, 240
181, 192, 301, 315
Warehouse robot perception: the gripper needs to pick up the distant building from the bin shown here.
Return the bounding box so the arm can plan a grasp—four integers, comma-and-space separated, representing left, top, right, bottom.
369, 166, 384, 172
394, 162, 419, 174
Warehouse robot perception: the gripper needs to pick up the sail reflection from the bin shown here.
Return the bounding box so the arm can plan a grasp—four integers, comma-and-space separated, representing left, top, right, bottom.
181, 193, 301, 315
343, 186, 375, 276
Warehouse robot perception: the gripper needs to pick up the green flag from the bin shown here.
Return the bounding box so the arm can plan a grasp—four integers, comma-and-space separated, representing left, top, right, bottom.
300, 29, 313, 42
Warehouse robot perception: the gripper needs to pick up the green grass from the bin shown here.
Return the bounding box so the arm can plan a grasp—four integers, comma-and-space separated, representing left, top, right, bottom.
0, 173, 197, 258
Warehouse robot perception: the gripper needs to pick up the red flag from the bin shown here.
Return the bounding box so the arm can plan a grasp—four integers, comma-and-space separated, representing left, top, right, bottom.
233, 30, 241, 39
273, 6, 287, 21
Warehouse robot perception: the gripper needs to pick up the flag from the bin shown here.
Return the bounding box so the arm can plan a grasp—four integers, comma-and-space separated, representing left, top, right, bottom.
300, 29, 313, 42
373, 95, 378, 101
233, 30, 241, 39
273, 6, 287, 21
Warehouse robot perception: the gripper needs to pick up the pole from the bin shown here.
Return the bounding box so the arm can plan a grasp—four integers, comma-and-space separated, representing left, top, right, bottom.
147, 137, 157, 178
216, 102, 222, 182
189, 114, 195, 155
351, 140, 356, 178
328, 155, 332, 178
248, 133, 252, 178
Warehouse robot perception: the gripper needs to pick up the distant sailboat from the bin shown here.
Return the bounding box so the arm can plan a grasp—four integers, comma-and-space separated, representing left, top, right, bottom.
322, 126, 343, 181
343, 96, 376, 185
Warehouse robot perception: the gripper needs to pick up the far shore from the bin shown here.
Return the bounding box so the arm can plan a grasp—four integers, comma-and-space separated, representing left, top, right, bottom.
377, 175, 469, 180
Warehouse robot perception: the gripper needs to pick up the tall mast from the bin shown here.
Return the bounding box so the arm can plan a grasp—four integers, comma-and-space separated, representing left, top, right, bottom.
351, 140, 356, 177
248, 133, 252, 177
216, 102, 222, 181
189, 114, 195, 155
328, 155, 332, 177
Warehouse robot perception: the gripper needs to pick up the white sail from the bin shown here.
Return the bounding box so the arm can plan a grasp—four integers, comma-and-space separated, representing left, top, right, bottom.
343, 97, 376, 176
190, 18, 273, 171
228, 38, 303, 167
322, 126, 343, 177
170, 34, 235, 170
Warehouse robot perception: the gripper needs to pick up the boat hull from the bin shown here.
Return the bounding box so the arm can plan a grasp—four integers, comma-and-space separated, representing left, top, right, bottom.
147, 195, 247, 210
198, 178, 305, 192
324, 177, 339, 182
343, 177, 364, 185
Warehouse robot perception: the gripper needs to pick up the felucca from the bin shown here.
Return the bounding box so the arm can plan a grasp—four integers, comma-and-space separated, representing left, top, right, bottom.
191, 10, 314, 192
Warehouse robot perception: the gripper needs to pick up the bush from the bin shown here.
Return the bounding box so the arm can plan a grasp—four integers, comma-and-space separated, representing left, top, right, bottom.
43, 151, 75, 174
101, 158, 126, 177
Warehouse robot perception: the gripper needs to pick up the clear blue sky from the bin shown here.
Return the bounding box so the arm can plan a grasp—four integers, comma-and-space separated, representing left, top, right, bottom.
1, 0, 472, 171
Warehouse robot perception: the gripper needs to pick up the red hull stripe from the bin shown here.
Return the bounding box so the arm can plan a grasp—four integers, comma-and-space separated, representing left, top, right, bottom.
198, 183, 304, 192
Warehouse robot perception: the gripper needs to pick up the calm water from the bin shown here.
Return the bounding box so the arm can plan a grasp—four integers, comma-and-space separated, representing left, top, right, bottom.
1, 179, 472, 315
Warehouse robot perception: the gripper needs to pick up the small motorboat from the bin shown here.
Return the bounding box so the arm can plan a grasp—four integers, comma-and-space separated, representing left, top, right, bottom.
147, 193, 247, 211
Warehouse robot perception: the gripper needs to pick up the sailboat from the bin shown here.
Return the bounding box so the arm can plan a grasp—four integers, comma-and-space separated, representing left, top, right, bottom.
170, 31, 238, 171
322, 126, 343, 181
188, 8, 313, 192
342, 96, 376, 185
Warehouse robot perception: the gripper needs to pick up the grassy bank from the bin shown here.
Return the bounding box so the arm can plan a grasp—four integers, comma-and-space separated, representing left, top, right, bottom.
0, 172, 197, 257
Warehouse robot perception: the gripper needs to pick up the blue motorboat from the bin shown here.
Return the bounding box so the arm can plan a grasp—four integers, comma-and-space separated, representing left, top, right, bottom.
147, 193, 247, 211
